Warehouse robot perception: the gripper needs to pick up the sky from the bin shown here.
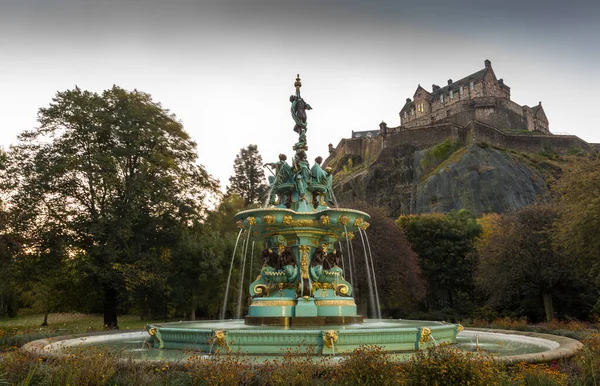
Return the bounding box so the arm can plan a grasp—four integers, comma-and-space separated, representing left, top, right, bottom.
1, 0, 599, 191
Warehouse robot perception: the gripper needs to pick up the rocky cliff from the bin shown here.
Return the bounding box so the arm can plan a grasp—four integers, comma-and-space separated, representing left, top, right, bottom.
329, 141, 551, 217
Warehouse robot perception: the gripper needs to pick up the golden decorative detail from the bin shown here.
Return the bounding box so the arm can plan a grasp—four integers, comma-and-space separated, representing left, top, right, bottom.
312, 282, 335, 291
282, 215, 293, 225
315, 299, 356, 306
341, 232, 355, 240
457, 324, 464, 332
253, 284, 268, 296
262, 215, 275, 224
321, 243, 329, 255
323, 330, 338, 348
247, 217, 257, 226
336, 284, 349, 295
236, 220, 245, 229
213, 330, 227, 347
420, 327, 432, 344
320, 215, 331, 225
353, 218, 363, 227
360, 222, 370, 230
294, 74, 302, 92
298, 245, 311, 279
250, 300, 296, 307
287, 219, 318, 227
338, 215, 350, 225
278, 244, 286, 255
148, 328, 156, 336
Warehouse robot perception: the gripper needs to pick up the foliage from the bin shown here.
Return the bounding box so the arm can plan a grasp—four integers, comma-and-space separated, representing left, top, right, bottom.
397, 210, 482, 319
7, 86, 219, 327
419, 139, 463, 171
475, 204, 594, 322
345, 202, 425, 318
227, 144, 268, 206
553, 157, 600, 288
333, 345, 401, 385
401, 345, 506, 386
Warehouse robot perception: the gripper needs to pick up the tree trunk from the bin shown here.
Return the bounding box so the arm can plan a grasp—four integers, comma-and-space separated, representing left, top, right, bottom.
542, 291, 554, 322
41, 312, 48, 327
103, 285, 119, 329
190, 309, 196, 321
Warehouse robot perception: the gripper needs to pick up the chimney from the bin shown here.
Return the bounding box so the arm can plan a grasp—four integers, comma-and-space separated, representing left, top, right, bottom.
432, 84, 440, 92
484, 59, 491, 69
447, 79, 453, 85
498, 78, 504, 85
406, 98, 411, 103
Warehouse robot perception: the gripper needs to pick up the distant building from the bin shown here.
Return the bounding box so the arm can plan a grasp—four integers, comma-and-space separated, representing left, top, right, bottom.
399, 59, 549, 134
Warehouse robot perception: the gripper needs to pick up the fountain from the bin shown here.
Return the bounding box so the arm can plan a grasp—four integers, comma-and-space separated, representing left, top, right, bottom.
141, 75, 461, 355
22, 76, 582, 363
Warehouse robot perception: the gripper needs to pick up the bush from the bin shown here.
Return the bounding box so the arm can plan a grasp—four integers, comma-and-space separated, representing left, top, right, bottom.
333, 345, 402, 385
401, 345, 506, 386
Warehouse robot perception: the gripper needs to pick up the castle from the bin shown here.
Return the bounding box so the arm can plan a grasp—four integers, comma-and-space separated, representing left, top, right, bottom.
352, 59, 550, 139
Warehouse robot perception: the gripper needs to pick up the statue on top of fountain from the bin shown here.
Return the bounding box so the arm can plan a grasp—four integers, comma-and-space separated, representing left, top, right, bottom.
263, 75, 335, 211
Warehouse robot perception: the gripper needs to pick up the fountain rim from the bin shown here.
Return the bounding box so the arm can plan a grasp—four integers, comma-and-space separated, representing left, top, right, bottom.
21, 326, 583, 365
235, 207, 371, 218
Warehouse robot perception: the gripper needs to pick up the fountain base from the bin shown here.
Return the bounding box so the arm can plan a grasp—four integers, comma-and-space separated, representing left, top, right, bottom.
245, 315, 364, 326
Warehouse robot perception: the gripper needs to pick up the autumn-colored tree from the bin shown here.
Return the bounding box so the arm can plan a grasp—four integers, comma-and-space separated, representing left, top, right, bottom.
476, 204, 588, 322
553, 157, 600, 285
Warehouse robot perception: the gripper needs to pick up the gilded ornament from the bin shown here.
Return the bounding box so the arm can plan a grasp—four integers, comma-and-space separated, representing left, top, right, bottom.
282, 216, 293, 225
341, 232, 355, 240
290, 219, 318, 227
457, 324, 464, 332
236, 220, 245, 229
323, 330, 338, 348
315, 299, 356, 306
353, 218, 363, 227
420, 327, 432, 344
338, 215, 350, 225
320, 215, 331, 225
253, 284, 268, 296
298, 245, 310, 279
148, 328, 156, 336
262, 215, 275, 224
313, 282, 335, 291
250, 300, 296, 306
213, 330, 227, 347
336, 284, 349, 295
360, 222, 370, 230
321, 243, 328, 255
247, 217, 257, 226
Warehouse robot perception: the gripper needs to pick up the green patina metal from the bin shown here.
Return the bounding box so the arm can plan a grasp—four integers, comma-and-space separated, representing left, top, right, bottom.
145, 76, 461, 355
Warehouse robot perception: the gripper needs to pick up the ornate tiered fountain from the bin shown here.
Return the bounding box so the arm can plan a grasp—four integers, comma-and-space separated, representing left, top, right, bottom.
143, 76, 461, 355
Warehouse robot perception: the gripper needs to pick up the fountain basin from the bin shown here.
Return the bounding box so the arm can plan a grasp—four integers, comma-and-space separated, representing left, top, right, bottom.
22, 323, 582, 364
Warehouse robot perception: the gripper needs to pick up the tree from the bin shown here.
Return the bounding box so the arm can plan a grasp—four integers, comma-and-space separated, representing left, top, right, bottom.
347, 202, 425, 318
397, 210, 482, 319
8, 86, 219, 328
553, 157, 600, 286
475, 204, 588, 322
227, 145, 268, 206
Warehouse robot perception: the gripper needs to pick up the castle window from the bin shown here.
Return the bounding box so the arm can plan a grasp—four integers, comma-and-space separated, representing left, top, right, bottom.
459, 86, 464, 95
417, 103, 424, 113
403, 111, 407, 119
469, 81, 474, 91
410, 108, 414, 116
450, 90, 454, 99
440, 94, 444, 103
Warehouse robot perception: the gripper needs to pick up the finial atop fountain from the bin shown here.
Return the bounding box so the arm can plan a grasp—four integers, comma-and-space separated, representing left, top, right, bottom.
294, 74, 302, 97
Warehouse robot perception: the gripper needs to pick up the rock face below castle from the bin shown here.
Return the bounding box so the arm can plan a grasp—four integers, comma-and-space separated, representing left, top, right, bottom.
331, 141, 549, 217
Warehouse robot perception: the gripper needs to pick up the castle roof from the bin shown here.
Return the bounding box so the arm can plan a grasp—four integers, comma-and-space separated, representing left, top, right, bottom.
430, 68, 487, 98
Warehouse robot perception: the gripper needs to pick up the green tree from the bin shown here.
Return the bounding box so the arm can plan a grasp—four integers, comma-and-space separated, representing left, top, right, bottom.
397, 210, 482, 319
8, 86, 218, 328
227, 145, 268, 206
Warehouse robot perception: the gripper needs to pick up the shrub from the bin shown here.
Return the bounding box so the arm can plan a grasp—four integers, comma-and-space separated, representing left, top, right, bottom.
332, 345, 403, 385
509, 362, 568, 386
401, 345, 506, 386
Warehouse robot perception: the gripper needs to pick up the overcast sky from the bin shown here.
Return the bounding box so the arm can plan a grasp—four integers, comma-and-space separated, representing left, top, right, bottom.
1, 0, 599, 190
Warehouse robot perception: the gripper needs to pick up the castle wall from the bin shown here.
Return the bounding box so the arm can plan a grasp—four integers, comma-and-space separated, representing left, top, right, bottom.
383, 123, 467, 149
